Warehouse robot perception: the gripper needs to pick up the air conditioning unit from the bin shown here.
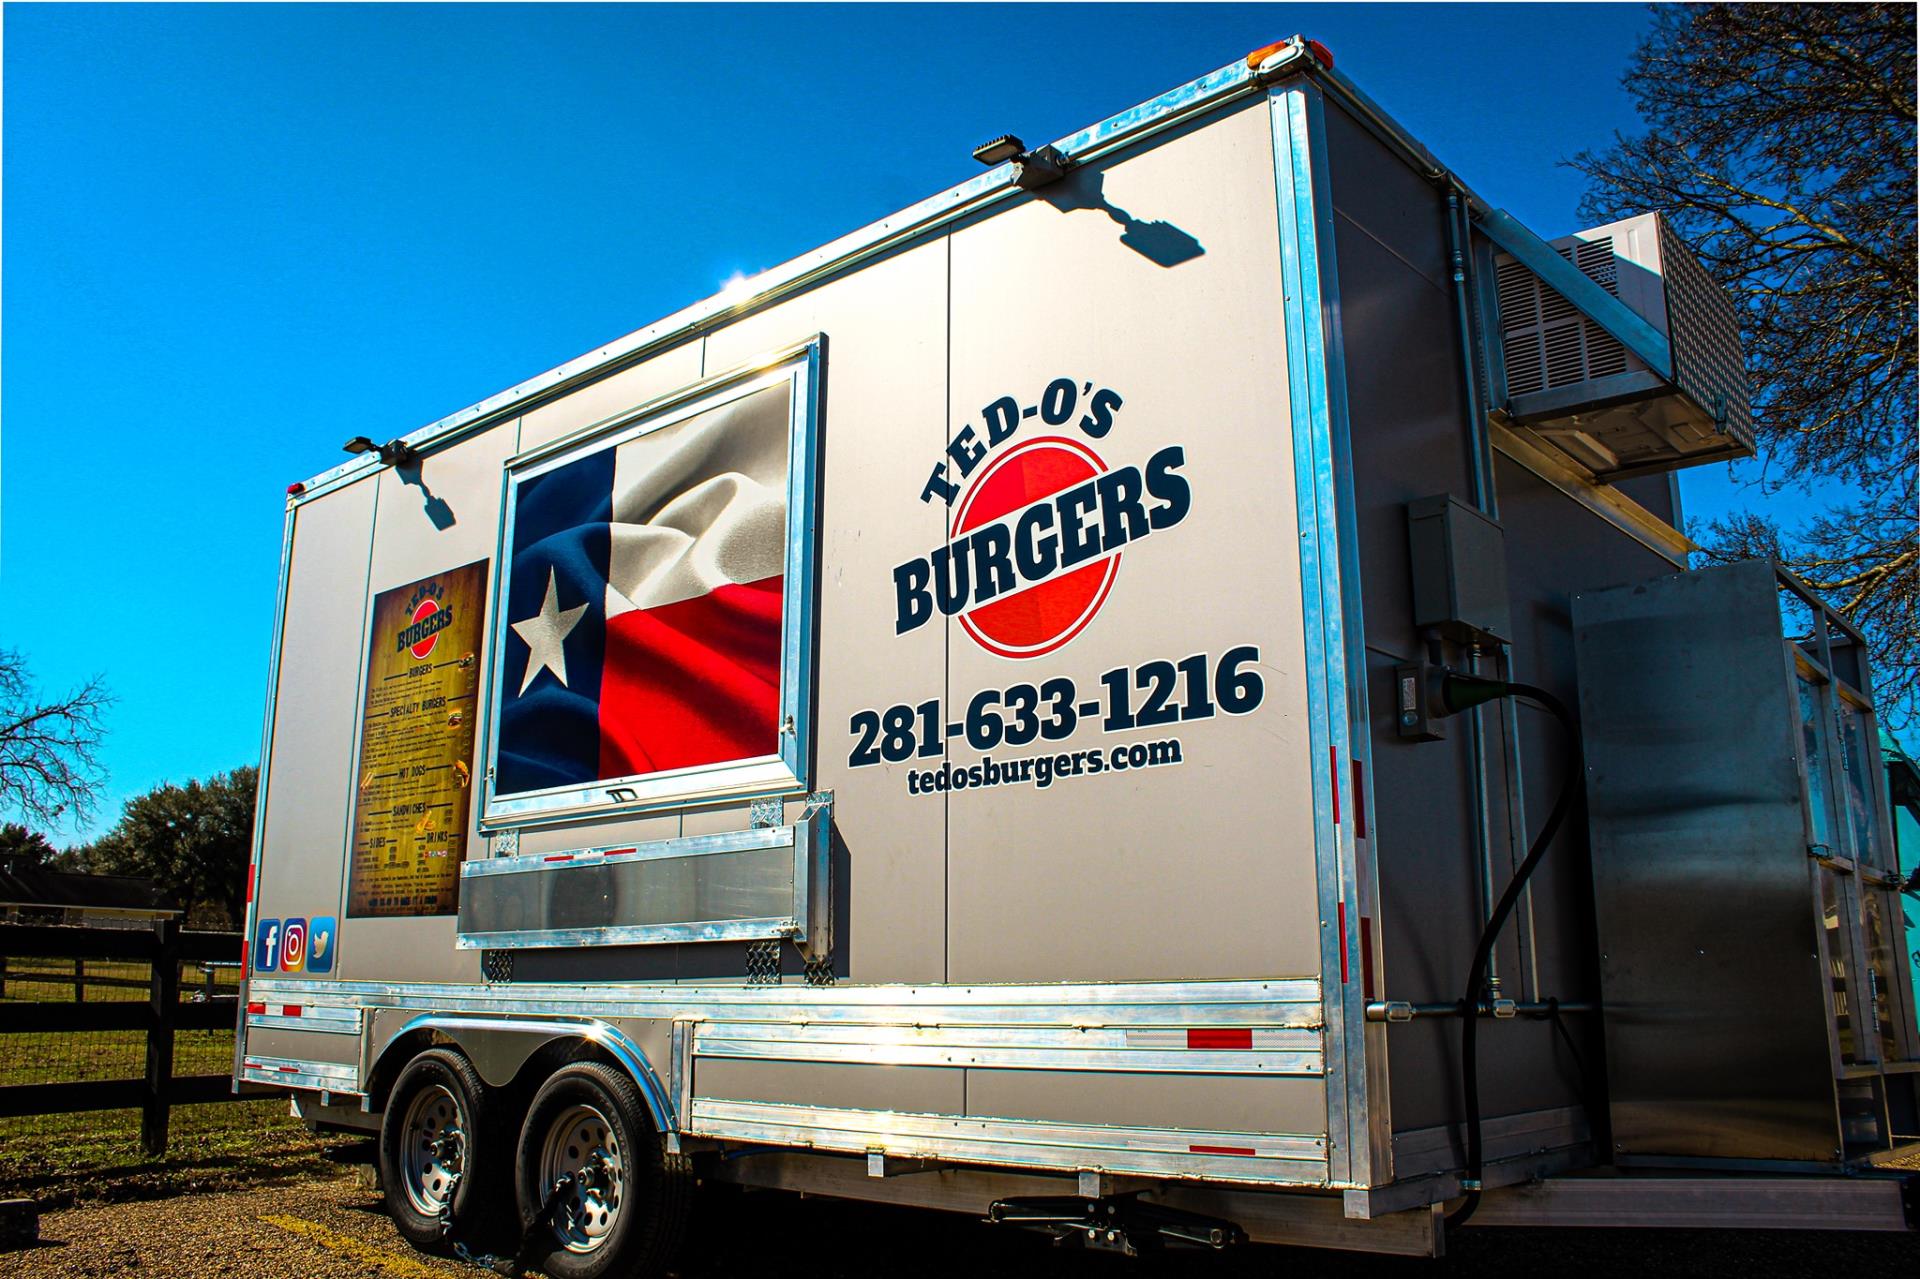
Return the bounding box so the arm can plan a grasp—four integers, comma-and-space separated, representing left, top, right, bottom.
1493, 211, 1752, 480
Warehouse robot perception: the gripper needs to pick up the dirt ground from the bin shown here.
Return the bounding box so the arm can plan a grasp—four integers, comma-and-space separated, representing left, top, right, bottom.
8, 1155, 1918, 1279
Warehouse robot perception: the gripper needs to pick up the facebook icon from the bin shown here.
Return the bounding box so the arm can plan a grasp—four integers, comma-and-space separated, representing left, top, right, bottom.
254, 918, 281, 972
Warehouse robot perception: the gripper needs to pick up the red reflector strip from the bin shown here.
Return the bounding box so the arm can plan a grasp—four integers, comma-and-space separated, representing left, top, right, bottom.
1190, 1144, 1257, 1157
282, 1005, 302, 1018
1186, 1028, 1253, 1050
1337, 902, 1350, 984
239, 942, 248, 971
1329, 747, 1341, 825
604, 848, 637, 858
543, 854, 573, 863
1360, 915, 1375, 1000
276, 1065, 300, 1074
246, 865, 255, 904
246, 1002, 266, 1015
1351, 759, 1367, 839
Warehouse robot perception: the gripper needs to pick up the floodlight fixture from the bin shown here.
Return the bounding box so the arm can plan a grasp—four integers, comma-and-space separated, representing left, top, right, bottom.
343, 435, 421, 467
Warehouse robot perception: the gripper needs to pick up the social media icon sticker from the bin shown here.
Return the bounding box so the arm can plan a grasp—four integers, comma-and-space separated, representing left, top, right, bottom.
281, 918, 307, 972
306, 917, 337, 974
254, 919, 281, 972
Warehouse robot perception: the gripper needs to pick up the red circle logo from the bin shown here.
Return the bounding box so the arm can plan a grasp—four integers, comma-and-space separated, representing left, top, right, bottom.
951, 437, 1119, 659
409, 598, 441, 659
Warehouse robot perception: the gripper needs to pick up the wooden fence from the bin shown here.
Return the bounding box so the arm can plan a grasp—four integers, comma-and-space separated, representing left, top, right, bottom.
0, 921, 246, 1155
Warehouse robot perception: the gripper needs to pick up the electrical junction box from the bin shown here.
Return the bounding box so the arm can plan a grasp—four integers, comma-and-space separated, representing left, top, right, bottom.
1406, 494, 1510, 646
1494, 211, 1752, 480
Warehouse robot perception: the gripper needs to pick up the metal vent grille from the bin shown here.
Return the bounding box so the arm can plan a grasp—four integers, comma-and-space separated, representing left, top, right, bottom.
746, 939, 781, 985
482, 950, 514, 983
1497, 235, 1630, 395
1657, 217, 1754, 450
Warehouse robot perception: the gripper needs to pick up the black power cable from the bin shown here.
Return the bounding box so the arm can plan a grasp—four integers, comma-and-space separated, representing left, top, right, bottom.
1521, 997, 1596, 1105
1432, 674, 1582, 1231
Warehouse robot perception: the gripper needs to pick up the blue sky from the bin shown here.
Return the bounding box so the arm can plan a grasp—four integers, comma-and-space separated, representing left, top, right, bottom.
3, 3, 1794, 838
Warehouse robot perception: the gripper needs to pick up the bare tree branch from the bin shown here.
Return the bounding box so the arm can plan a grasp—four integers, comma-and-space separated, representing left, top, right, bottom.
1575, 4, 1916, 726
0, 649, 114, 829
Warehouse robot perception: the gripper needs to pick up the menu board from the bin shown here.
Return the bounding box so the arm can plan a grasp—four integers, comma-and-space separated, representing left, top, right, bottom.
346, 560, 489, 917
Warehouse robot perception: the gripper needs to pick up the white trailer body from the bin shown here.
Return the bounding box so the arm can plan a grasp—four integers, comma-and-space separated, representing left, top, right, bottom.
236, 38, 1918, 1264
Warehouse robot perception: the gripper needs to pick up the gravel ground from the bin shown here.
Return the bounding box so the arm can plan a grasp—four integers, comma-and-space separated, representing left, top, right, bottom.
8, 1160, 1918, 1278
10, 1167, 470, 1278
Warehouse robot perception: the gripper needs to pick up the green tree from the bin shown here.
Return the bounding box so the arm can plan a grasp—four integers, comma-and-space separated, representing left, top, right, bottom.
1571, 4, 1917, 722
0, 822, 64, 869
79, 766, 258, 928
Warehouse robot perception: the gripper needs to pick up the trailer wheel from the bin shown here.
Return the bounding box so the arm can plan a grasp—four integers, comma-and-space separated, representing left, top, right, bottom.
515, 1060, 691, 1279
378, 1048, 506, 1250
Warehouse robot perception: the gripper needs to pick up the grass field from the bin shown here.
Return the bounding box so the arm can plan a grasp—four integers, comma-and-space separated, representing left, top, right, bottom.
0, 952, 345, 1206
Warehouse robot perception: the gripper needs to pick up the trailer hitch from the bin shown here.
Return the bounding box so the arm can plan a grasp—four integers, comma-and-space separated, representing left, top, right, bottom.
985, 1193, 1246, 1256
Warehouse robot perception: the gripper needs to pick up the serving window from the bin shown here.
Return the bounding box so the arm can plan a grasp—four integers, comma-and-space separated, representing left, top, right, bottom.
481, 342, 821, 827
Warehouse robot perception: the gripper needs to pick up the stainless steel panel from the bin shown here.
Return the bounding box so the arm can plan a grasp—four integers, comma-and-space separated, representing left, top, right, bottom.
1471, 1175, 1914, 1232
252, 973, 1321, 1022
695, 1058, 963, 1116
698, 1021, 1321, 1076
1574, 559, 1842, 1161
239, 1053, 361, 1093
965, 1069, 1327, 1138
460, 846, 793, 943
456, 819, 827, 950
1387, 1104, 1589, 1181
244, 1027, 360, 1066
688, 1097, 1325, 1185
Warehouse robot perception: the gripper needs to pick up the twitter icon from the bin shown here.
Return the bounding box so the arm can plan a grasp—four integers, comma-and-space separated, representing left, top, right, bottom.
307, 916, 338, 974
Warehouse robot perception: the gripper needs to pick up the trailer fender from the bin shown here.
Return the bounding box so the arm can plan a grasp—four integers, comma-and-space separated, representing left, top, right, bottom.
368, 1015, 677, 1137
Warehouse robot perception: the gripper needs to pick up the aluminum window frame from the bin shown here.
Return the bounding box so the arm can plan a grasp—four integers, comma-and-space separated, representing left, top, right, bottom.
479, 339, 823, 830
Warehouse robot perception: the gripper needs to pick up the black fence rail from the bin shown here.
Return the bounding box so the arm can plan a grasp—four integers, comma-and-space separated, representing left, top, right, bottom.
0, 957, 152, 1000
0, 922, 245, 1156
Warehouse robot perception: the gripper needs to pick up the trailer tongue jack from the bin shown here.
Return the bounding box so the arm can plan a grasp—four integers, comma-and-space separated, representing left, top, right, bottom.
985, 1193, 1247, 1256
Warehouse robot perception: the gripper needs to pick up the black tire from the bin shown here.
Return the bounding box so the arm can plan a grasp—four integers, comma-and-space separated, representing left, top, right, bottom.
514, 1060, 693, 1279
378, 1048, 510, 1251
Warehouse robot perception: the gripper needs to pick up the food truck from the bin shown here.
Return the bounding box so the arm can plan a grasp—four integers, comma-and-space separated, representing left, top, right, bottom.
236, 35, 1918, 1272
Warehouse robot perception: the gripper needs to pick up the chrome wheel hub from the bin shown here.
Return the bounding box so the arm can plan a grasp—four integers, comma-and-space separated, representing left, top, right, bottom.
399, 1083, 465, 1218
538, 1103, 625, 1253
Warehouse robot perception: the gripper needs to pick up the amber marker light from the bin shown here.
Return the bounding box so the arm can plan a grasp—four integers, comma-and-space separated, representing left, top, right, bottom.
1245, 36, 1334, 72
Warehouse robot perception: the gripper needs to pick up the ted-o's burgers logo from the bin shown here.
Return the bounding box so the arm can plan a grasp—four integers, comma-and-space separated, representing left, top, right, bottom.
893, 377, 1190, 657
397, 582, 454, 659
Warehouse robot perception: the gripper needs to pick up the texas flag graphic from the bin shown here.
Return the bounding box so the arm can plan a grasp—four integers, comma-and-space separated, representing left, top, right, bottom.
495, 383, 791, 796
